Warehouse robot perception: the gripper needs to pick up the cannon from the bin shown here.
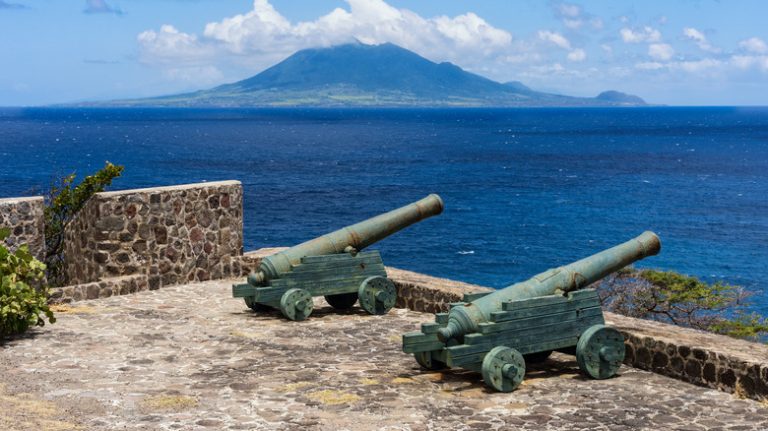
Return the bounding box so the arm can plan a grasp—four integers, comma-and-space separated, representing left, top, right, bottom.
402, 231, 661, 392
233, 194, 444, 321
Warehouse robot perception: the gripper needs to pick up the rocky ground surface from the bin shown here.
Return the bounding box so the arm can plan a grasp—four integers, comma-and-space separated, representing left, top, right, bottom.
1, 279, 767, 431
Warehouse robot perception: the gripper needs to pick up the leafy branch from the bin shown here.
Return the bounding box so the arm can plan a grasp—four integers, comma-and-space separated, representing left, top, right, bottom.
0, 228, 55, 338
597, 268, 767, 343
44, 162, 124, 286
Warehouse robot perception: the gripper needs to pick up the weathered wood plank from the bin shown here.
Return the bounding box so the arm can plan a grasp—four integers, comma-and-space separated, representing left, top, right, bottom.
291, 255, 384, 274
421, 322, 442, 334
462, 291, 492, 302
275, 263, 386, 283
270, 273, 372, 288
402, 332, 444, 353
232, 283, 256, 298
499, 289, 599, 311
491, 297, 600, 322
263, 278, 365, 297
448, 335, 581, 368
482, 306, 604, 334
445, 314, 604, 360
299, 251, 381, 264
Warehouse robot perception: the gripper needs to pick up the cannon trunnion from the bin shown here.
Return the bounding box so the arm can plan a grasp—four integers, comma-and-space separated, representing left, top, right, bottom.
233, 194, 443, 321
402, 231, 661, 392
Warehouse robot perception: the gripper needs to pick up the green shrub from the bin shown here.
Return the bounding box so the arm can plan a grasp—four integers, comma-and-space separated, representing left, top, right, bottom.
44, 161, 124, 286
598, 268, 768, 343
0, 228, 55, 338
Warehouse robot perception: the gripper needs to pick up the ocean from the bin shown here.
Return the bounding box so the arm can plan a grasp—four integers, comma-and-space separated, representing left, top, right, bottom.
1, 107, 767, 313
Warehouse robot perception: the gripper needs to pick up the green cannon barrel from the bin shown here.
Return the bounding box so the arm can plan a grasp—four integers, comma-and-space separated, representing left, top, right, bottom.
437, 231, 661, 341
248, 194, 444, 286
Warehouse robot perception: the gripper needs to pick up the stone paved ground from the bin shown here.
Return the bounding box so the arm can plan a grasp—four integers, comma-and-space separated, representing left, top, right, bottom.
1, 280, 767, 431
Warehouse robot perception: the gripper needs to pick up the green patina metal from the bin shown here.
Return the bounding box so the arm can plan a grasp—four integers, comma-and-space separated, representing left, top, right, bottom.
402, 231, 661, 392
233, 194, 444, 321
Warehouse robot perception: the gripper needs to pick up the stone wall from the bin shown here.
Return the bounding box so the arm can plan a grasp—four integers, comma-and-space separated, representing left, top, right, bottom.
62, 181, 243, 289
609, 312, 768, 403
0, 196, 45, 261
387, 268, 490, 313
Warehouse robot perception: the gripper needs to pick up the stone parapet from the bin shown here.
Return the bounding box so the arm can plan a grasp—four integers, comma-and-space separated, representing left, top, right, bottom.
239, 247, 288, 276
607, 312, 768, 402
387, 267, 491, 313
62, 181, 243, 288
0, 196, 46, 261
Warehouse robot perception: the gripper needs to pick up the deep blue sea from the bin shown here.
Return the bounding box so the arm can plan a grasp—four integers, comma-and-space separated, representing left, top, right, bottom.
1, 107, 767, 313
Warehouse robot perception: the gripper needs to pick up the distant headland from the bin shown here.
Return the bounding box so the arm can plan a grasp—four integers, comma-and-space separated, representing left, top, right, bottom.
84, 42, 647, 108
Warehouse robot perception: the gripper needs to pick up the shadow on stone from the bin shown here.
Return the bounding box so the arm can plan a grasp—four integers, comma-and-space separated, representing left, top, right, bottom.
0, 329, 42, 347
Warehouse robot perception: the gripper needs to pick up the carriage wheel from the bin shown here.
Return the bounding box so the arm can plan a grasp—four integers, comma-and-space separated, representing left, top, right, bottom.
279, 288, 314, 321
358, 276, 396, 315
481, 346, 526, 392
576, 324, 625, 379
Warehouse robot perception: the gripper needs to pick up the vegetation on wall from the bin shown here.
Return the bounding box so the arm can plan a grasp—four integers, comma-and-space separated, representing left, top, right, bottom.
44, 162, 124, 286
598, 268, 768, 343
0, 228, 55, 338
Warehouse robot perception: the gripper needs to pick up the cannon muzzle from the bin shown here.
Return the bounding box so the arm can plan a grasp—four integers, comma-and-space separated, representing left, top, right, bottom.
249, 194, 444, 285
437, 231, 661, 341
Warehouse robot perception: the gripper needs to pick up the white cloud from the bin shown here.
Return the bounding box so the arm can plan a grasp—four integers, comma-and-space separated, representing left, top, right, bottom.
648, 43, 674, 61
567, 48, 586, 62
537, 29, 586, 62
551, 2, 602, 30
683, 27, 720, 53
538, 30, 571, 50
620, 26, 661, 43
731, 55, 768, 72
137, 25, 214, 65
140, 0, 513, 75
557, 3, 580, 18
739, 37, 768, 54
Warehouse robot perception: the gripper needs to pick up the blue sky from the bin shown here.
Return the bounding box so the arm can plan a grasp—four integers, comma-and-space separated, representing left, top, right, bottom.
1, 0, 767, 105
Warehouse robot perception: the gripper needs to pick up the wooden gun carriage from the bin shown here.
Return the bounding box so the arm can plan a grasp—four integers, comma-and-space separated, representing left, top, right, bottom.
233, 194, 444, 321
403, 231, 661, 392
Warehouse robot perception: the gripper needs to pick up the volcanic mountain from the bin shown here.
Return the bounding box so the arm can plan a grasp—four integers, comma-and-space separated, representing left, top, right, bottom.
108, 42, 646, 107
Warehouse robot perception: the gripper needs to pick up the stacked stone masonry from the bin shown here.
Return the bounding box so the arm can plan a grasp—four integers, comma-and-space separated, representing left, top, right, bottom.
62, 181, 243, 288
611, 312, 768, 403
0, 196, 45, 261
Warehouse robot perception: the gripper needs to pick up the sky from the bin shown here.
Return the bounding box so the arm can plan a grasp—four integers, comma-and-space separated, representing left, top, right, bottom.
1, 0, 767, 106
